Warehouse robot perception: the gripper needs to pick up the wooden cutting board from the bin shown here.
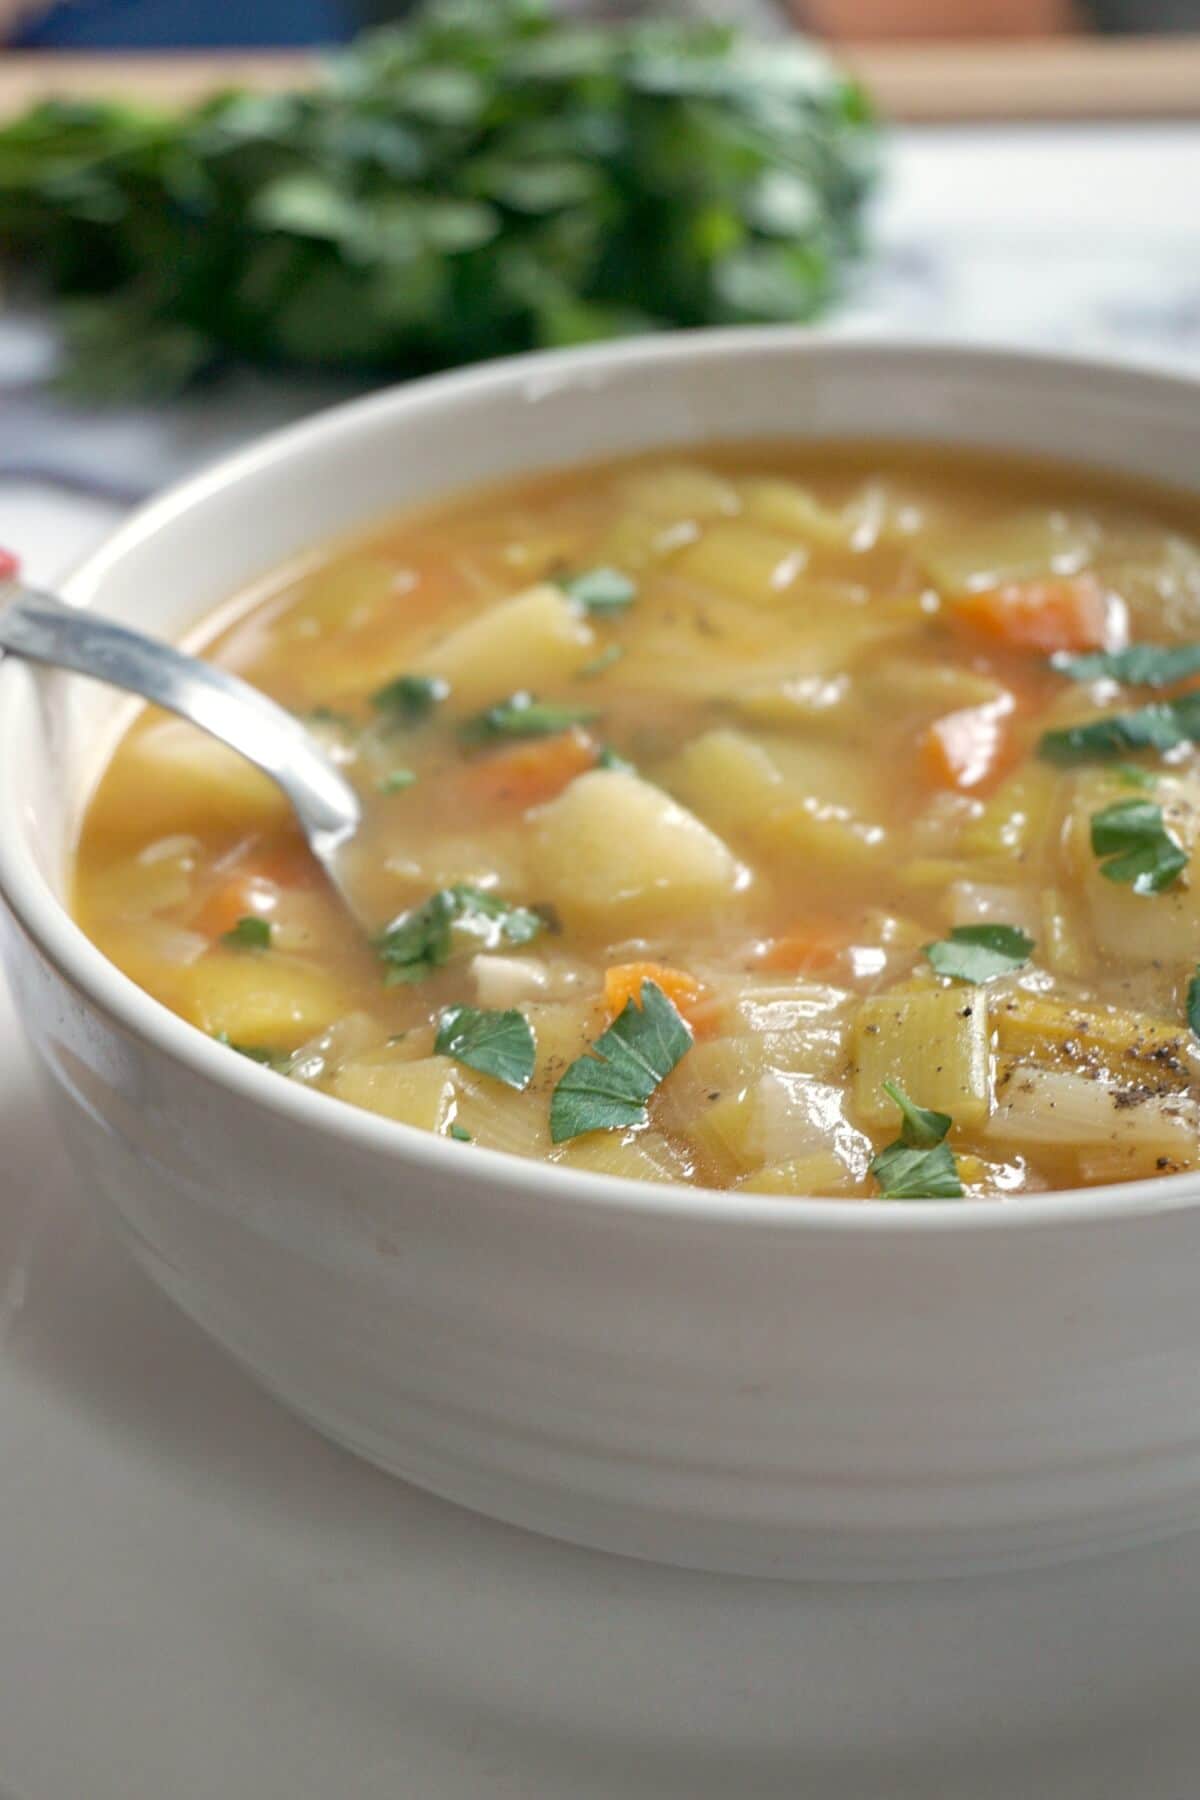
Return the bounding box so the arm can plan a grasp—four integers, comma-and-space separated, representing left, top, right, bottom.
0, 37, 1198, 122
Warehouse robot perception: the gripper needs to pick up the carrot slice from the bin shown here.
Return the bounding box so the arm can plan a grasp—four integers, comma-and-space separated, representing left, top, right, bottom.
951, 573, 1113, 655
604, 962, 709, 1033
192, 838, 317, 939
0, 549, 19, 582
758, 925, 852, 974
464, 727, 598, 810
921, 704, 1012, 792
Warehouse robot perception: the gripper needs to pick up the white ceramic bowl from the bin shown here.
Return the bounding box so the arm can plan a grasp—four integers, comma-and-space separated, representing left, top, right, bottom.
6, 332, 1200, 1582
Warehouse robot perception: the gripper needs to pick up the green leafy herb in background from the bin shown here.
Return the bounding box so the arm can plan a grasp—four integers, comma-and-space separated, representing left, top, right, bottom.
0, 0, 876, 398
1089, 798, 1187, 895
562, 566, 637, 614
377, 767, 418, 793
1038, 695, 1200, 764
435, 1003, 537, 1089
550, 978, 692, 1142
222, 915, 272, 950
372, 673, 449, 724
869, 1081, 962, 1201
459, 691, 597, 744
923, 923, 1033, 985
376, 882, 542, 981
1053, 643, 1200, 688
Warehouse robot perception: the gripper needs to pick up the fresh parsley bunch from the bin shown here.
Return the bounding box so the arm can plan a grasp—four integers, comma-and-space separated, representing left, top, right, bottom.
0, 0, 877, 398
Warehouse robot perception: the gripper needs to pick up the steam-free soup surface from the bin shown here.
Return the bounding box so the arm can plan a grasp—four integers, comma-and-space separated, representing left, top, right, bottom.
75, 444, 1200, 1199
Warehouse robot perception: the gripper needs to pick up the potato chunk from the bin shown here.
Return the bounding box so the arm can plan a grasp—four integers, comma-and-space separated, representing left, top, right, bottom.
88, 717, 289, 845
853, 985, 991, 1127
532, 769, 746, 931
332, 1053, 460, 1132
1069, 771, 1200, 964
666, 728, 889, 869
187, 952, 345, 1047
412, 584, 595, 709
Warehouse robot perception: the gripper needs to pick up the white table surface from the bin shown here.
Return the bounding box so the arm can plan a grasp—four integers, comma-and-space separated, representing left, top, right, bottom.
6, 125, 1200, 1799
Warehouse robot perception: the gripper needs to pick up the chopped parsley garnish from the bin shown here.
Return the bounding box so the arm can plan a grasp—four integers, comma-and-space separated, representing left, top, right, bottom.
213, 1030, 286, 1069
562, 566, 638, 614
449, 1124, 473, 1143
1114, 762, 1157, 790
869, 1081, 963, 1201
304, 705, 356, 732
1090, 797, 1187, 894
1188, 967, 1200, 1043
550, 979, 692, 1143
435, 1004, 536, 1091
222, 915, 272, 951
1038, 693, 1200, 763
459, 691, 598, 745
1053, 642, 1200, 687
923, 924, 1034, 985
371, 673, 449, 725
377, 768, 417, 794
376, 884, 542, 984
578, 643, 624, 679
596, 744, 634, 773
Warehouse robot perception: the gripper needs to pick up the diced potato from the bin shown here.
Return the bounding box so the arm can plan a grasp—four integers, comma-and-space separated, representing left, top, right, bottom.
852, 985, 991, 1127
410, 584, 596, 709
524, 996, 606, 1085
987, 1061, 1199, 1173
1069, 771, 1200, 965
992, 991, 1199, 1089
860, 659, 1008, 722
89, 717, 290, 844
740, 1151, 865, 1198
959, 764, 1063, 863
920, 509, 1096, 595
186, 951, 346, 1047
674, 522, 808, 605
84, 838, 198, 922
331, 1053, 459, 1132
532, 769, 746, 931
666, 728, 889, 869
617, 462, 740, 523
552, 1129, 690, 1184
739, 478, 850, 548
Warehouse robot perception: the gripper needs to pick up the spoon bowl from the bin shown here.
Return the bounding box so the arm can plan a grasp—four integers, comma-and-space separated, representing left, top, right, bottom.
0, 575, 367, 925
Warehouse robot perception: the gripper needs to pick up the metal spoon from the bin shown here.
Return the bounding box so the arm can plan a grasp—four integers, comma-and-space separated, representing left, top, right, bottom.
0, 579, 366, 922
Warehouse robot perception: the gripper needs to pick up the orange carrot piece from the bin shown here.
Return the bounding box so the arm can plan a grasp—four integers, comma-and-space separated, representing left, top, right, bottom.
759, 925, 852, 974
951, 573, 1112, 655
192, 838, 316, 938
604, 962, 709, 1033
921, 704, 1012, 792
465, 728, 598, 810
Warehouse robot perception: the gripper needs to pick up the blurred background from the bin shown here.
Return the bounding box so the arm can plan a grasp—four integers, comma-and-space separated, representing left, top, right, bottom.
2, 0, 1200, 46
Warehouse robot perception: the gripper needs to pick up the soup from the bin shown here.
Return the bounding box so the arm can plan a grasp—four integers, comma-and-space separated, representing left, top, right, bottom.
74, 443, 1200, 1200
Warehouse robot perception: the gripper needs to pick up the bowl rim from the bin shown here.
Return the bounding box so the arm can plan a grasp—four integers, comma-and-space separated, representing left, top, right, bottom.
6, 324, 1200, 1236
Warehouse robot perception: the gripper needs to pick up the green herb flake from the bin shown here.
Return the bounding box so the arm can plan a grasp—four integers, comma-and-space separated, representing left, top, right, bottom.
869, 1081, 963, 1201
1038, 694, 1200, 764
435, 1004, 537, 1091
923, 924, 1034, 985
459, 691, 598, 746
1053, 642, 1200, 687
449, 1123, 473, 1142
578, 643, 624, 679
562, 566, 637, 614
596, 744, 634, 773
222, 915, 272, 951
376, 884, 542, 983
371, 673, 449, 726
377, 768, 417, 794
550, 979, 693, 1143
213, 1030, 286, 1069
1114, 762, 1157, 790
1090, 798, 1187, 895
1188, 967, 1200, 1043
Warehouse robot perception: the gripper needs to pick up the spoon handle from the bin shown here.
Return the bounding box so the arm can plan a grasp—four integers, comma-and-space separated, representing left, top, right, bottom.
0, 582, 362, 865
